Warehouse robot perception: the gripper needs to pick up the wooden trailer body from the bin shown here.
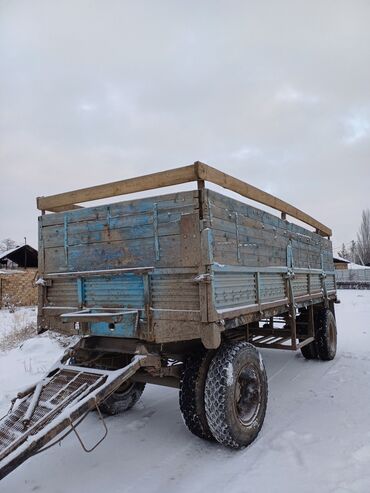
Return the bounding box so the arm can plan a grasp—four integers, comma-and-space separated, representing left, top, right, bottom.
0, 163, 338, 479
37, 164, 336, 351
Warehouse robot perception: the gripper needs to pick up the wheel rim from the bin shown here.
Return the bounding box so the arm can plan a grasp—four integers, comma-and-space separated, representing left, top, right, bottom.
234, 363, 262, 426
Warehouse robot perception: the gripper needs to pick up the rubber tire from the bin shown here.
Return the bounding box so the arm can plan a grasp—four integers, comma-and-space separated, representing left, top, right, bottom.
179, 351, 215, 441
296, 313, 319, 359
204, 341, 268, 449
301, 342, 318, 360
316, 309, 337, 361
100, 381, 145, 415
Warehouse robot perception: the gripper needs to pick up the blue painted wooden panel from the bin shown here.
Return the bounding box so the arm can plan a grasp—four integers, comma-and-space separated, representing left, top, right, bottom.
90, 311, 138, 337
326, 274, 336, 291
212, 269, 257, 309
83, 274, 145, 309
41, 189, 200, 273
210, 263, 336, 314
207, 189, 334, 272
46, 273, 145, 311
259, 272, 286, 302
40, 190, 198, 228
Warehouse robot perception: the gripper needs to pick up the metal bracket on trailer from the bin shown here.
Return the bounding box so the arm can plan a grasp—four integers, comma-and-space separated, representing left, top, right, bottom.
60, 308, 140, 325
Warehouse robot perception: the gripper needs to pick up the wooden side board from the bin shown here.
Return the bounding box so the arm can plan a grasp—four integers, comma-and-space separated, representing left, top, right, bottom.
40, 191, 201, 273
37, 165, 198, 212
196, 163, 332, 237
205, 189, 334, 270
37, 162, 332, 237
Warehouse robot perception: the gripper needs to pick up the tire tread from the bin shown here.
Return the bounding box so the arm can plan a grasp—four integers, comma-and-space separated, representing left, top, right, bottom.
204, 341, 268, 449
179, 352, 215, 441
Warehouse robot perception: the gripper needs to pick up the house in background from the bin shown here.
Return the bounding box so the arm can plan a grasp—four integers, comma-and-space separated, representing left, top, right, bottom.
0, 245, 38, 308
334, 255, 370, 289
0, 244, 38, 269
333, 255, 350, 270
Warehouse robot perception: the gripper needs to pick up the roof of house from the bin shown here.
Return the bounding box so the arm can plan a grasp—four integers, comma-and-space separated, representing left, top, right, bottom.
0, 245, 38, 268
333, 255, 351, 264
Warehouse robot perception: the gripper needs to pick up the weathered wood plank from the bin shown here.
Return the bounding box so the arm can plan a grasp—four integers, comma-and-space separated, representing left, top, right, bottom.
212, 220, 292, 251
208, 190, 329, 246
207, 189, 332, 270
47, 204, 84, 212
197, 163, 331, 236
210, 206, 325, 250
43, 234, 200, 273
212, 228, 324, 267
38, 165, 198, 211
37, 162, 331, 236
40, 191, 198, 227
42, 219, 182, 249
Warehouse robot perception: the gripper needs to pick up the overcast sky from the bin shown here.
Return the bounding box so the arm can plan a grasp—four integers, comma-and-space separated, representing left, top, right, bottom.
1, 1, 369, 253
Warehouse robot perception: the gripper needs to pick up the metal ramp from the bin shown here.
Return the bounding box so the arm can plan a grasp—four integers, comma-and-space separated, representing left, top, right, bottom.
0, 353, 149, 480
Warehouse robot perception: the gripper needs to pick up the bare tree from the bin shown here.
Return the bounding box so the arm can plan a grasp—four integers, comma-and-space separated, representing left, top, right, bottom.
337, 243, 350, 260
349, 240, 358, 263
0, 238, 18, 253
357, 209, 370, 265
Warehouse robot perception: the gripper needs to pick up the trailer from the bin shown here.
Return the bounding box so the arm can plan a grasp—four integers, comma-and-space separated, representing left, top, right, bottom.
0, 162, 337, 478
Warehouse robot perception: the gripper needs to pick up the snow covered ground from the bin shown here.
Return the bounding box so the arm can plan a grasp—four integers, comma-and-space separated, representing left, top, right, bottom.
0, 306, 36, 339
1, 290, 370, 493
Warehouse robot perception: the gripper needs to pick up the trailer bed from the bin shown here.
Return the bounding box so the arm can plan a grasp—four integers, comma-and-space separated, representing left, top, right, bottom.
37, 166, 335, 349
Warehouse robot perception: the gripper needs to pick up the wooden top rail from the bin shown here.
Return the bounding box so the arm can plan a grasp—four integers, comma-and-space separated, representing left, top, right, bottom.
37, 161, 332, 237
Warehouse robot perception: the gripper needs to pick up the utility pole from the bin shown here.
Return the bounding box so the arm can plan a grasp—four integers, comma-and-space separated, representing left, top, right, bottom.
24, 237, 27, 269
